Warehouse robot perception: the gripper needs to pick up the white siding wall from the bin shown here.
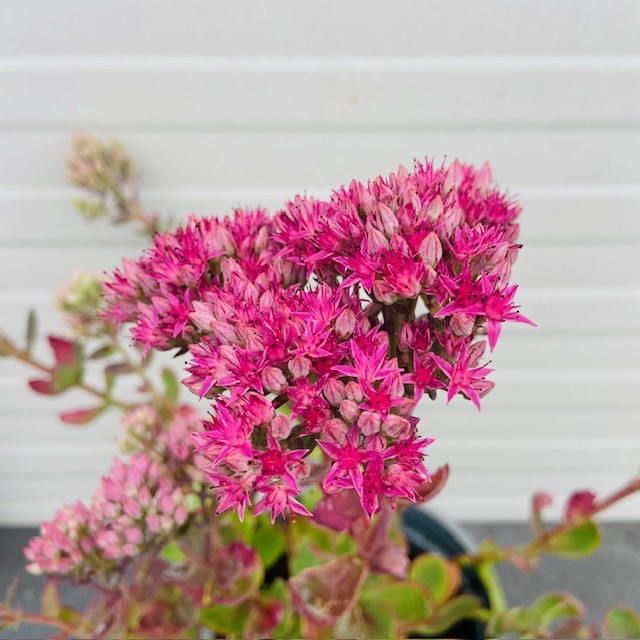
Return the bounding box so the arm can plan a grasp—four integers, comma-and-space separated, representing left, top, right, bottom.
1, 0, 639, 524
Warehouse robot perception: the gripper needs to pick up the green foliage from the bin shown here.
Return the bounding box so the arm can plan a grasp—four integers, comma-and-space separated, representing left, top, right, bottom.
361, 581, 433, 626
161, 367, 180, 403
547, 520, 601, 558
409, 552, 461, 605
602, 606, 640, 639
199, 604, 246, 637
159, 541, 187, 565
412, 594, 483, 637
53, 362, 84, 392
487, 592, 585, 638
25, 310, 37, 355
252, 522, 286, 570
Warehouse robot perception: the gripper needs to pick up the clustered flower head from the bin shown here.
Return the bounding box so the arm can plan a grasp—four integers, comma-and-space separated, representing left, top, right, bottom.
56, 270, 109, 338
120, 404, 203, 467
25, 453, 193, 578
102, 159, 532, 523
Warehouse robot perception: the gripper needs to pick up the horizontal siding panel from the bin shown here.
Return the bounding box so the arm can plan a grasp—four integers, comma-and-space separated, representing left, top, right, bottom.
3, 188, 640, 246
1, 1, 639, 58
1, 244, 638, 292
2, 64, 639, 128
2, 131, 640, 190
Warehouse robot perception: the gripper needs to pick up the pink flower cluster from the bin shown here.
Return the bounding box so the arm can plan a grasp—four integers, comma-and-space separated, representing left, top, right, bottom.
102, 159, 531, 522
25, 453, 191, 577
120, 404, 203, 467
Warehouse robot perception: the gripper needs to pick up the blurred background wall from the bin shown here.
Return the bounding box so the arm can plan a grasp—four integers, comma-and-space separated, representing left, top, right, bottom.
1, 0, 639, 525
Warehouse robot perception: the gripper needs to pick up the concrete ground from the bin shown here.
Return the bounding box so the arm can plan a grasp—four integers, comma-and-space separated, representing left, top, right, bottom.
1, 523, 639, 638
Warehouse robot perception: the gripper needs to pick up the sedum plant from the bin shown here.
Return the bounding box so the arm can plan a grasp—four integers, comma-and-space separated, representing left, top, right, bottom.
0, 134, 639, 639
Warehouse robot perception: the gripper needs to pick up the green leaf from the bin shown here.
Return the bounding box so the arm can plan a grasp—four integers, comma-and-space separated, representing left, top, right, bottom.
161, 368, 180, 402
410, 552, 461, 605
476, 558, 507, 613
527, 592, 585, 629
199, 604, 245, 636
53, 364, 83, 392
159, 541, 186, 565
25, 310, 37, 355
412, 594, 482, 637
290, 540, 323, 575
105, 361, 134, 376
41, 581, 61, 618
267, 578, 296, 639
58, 607, 81, 626
360, 581, 432, 625
358, 601, 395, 638
89, 345, 116, 360
253, 524, 286, 570
603, 606, 640, 639
547, 520, 601, 557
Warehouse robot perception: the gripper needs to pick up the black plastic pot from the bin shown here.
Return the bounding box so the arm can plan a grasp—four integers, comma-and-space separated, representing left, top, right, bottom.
402, 507, 492, 640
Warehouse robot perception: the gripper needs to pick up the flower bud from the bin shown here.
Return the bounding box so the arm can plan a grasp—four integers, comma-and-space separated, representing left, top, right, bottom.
321, 418, 348, 444
323, 377, 346, 406
418, 232, 443, 267
259, 289, 275, 311
365, 434, 386, 452
382, 414, 412, 439
398, 323, 414, 352
450, 313, 475, 337
372, 279, 398, 305
245, 393, 275, 425
270, 414, 293, 440
424, 195, 443, 220
288, 355, 311, 379
358, 411, 381, 436
366, 221, 390, 253
335, 309, 356, 339
339, 399, 360, 422
261, 366, 287, 394
345, 381, 364, 403
377, 203, 399, 237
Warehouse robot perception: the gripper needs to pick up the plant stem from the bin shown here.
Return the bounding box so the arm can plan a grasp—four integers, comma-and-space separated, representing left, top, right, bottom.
0, 610, 76, 636
114, 341, 178, 415
456, 475, 640, 568
7, 342, 131, 411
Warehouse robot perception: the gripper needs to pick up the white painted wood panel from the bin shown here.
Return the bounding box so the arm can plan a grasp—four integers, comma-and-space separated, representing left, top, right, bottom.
2, 61, 639, 128
2, 130, 640, 189
1, 1, 639, 58
1, 1, 639, 524
2, 188, 640, 245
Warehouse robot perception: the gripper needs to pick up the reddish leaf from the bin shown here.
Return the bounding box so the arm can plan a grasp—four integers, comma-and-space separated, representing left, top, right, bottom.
289, 556, 366, 626
564, 491, 597, 521
48, 336, 78, 366
415, 464, 450, 502
60, 406, 105, 425
28, 378, 58, 395
313, 490, 365, 532
533, 491, 553, 514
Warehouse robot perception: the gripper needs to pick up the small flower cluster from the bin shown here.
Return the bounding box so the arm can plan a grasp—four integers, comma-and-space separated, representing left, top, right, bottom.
102, 209, 294, 355
120, 404, 203, 466
55, 270, 109, 338
103, 159, 531, 522
25, 453, 193, 578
